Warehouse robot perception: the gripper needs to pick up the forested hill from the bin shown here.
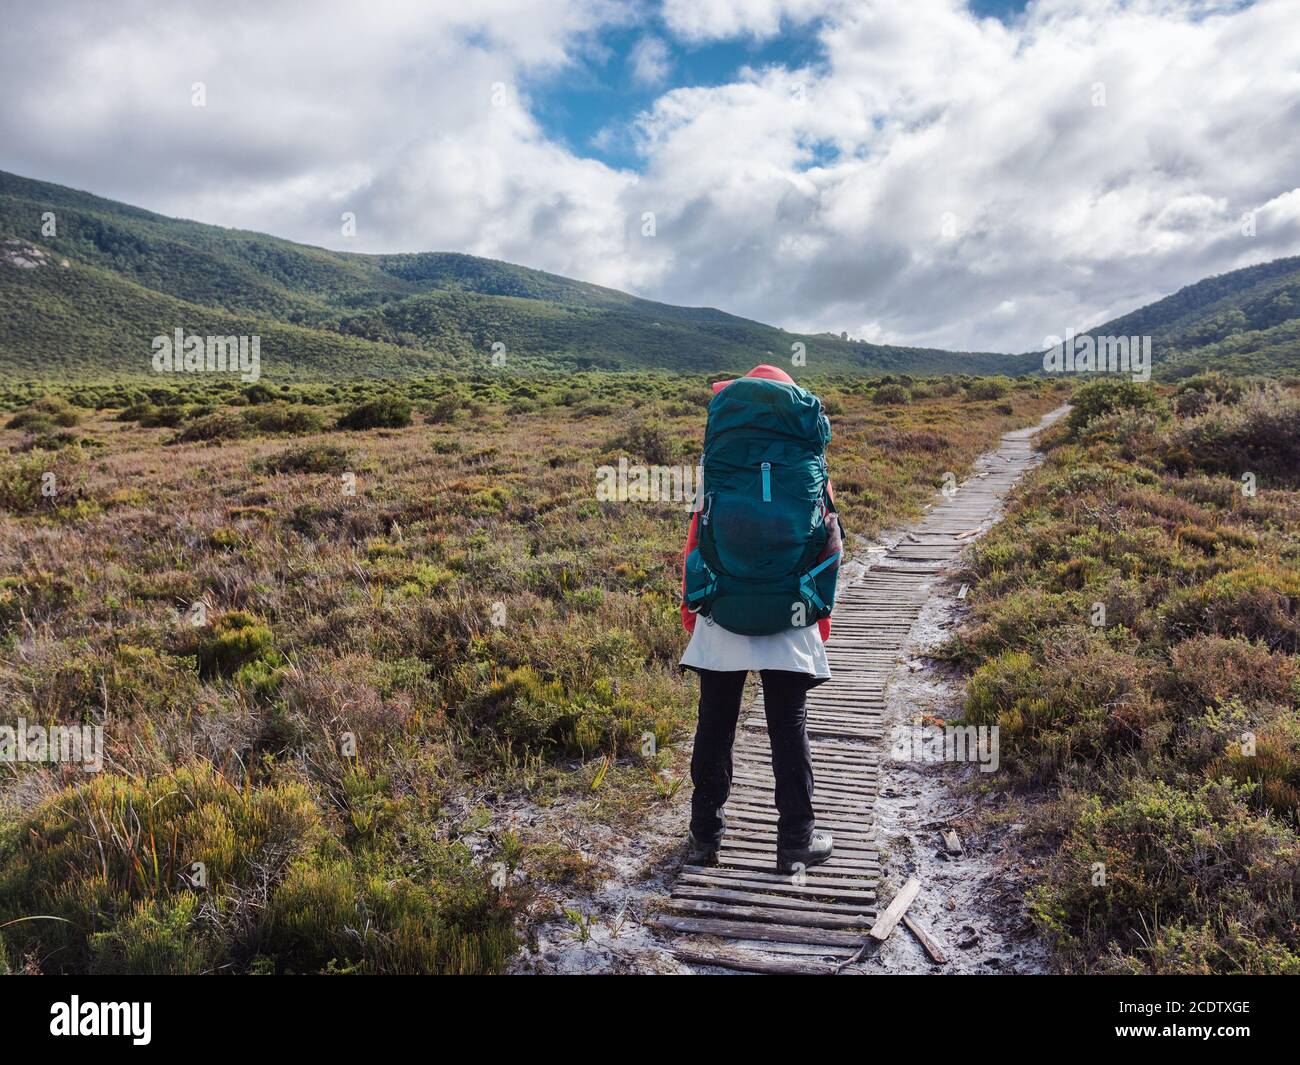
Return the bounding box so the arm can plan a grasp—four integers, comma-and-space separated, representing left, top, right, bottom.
0, 169, 1029, 381
1084, 255, 1300, 379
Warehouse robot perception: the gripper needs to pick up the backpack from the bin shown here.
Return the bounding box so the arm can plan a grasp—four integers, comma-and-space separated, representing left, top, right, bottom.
683, 377, 841, 635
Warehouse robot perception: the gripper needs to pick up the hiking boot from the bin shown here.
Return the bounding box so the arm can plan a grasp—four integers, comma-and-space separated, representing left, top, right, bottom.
777, 830, 833, 873
685, 831, 720, 866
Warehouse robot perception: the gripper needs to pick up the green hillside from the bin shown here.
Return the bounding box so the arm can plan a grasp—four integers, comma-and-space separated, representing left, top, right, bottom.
1079, 256, 1300, 379
0, 169, 1026, 381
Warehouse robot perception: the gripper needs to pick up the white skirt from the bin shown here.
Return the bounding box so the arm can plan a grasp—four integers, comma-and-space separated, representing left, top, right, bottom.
680, 614, 831, 680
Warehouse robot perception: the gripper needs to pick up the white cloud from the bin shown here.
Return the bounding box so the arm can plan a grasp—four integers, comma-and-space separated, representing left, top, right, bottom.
661, 0, 831, 42
0, 0, 639, 277
2, 0, 1299, 352
628, 35, 673, 85
628, 0, 1300, 349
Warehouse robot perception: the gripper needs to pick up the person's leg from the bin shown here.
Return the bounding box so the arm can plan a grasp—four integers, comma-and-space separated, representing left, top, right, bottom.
689, 669, 747, 848
758, 670, 816, 850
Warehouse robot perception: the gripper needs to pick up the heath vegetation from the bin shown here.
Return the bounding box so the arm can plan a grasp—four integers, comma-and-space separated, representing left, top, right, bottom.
949, 376, 1300, 974
0, 369, 1060, 973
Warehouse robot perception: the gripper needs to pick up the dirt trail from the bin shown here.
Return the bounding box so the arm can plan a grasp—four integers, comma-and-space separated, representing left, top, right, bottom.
510, 406, 1067, 974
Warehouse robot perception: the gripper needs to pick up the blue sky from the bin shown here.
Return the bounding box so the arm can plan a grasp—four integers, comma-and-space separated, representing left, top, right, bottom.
530, 24, 828, 170
531, 1, 1034, 171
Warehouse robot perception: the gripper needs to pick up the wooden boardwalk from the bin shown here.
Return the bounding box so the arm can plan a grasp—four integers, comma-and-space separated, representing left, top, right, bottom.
660, 409, 1066, 974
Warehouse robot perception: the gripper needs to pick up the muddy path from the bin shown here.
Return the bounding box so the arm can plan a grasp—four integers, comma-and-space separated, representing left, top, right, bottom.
509, 406, 1067, 974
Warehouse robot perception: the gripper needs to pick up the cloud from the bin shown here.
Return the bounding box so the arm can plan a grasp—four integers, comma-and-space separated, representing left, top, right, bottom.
0, 0, 638, 276
660, 0, 830, 42
2, 0, 1299, 353
628, 0, 1300, 350
628, 35, 673, 85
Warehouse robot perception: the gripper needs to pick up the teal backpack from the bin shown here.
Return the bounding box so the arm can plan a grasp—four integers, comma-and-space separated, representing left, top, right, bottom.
684, 377, 841, 635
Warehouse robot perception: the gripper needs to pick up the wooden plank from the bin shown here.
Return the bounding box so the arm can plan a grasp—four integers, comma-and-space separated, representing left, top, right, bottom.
656, 915, 866, 948
671, 943, 839, 975
725, 792, 875, 814
722, 829, 879, 852
723, 808, 876, 828
719, 838, 880, 862
902, 914, 948, 965
725, 939, 859, 960
666, 898, 873, 931
721, 822, 878, 847
713, 853, 879, 877
678, 869, 878, 902
672, 883, 876, 918
868, 876, 922, 942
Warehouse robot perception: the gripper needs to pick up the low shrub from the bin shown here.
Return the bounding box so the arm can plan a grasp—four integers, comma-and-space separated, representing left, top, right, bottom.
612, 418, 677, 465
138, 405, 189, 428
338, 396, 412, 431
172, 410, 250, 443
964, 377, 1010, 402
1210, 715, 1300, 819
1066, 379, 1163, 434
6, 396, 80, 431
243, 383, 278, 404
1028, 778, 1300, 973
964, 640, 1156, 778
1173, 372, 1244, 417
243, 403, 324, 435
956, 382, 1300, 973
1162, 564, 1300, 652
1158, 389, 1300, 484
0, 452, 85, 514
259, 844, 518, 974
259, 443, 351, 475
1165, 635, 1298, 709
0, 763, 323, 973
872, 383, 911, 405
426, 393, 463, 424
192, 611, 284, 692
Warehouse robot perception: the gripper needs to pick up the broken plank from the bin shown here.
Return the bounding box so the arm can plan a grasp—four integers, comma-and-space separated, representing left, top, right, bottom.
867, 876, 921, 942
902, 913, 948, 965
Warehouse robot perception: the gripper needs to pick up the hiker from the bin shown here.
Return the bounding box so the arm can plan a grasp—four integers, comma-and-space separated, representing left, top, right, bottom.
679, 365, 843, 874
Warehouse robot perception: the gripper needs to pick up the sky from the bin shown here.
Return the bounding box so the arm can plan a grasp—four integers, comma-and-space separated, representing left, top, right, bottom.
2, 0, 1299, 353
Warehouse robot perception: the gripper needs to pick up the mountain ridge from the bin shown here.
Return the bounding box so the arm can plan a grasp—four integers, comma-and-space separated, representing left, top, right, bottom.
3, 168, 1299, 381
1079, 254, 1300, 379
0, 169, 1030, 381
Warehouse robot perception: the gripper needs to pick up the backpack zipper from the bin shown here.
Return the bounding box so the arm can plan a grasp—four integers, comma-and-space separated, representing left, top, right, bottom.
760, 462, 771, 502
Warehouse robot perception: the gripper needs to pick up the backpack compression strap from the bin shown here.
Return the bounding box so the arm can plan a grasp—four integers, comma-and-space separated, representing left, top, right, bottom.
684, 556, 718, 612
798, 552, 841, 613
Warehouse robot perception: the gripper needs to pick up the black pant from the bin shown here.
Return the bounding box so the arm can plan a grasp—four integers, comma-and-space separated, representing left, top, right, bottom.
689, 669, 816, 850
